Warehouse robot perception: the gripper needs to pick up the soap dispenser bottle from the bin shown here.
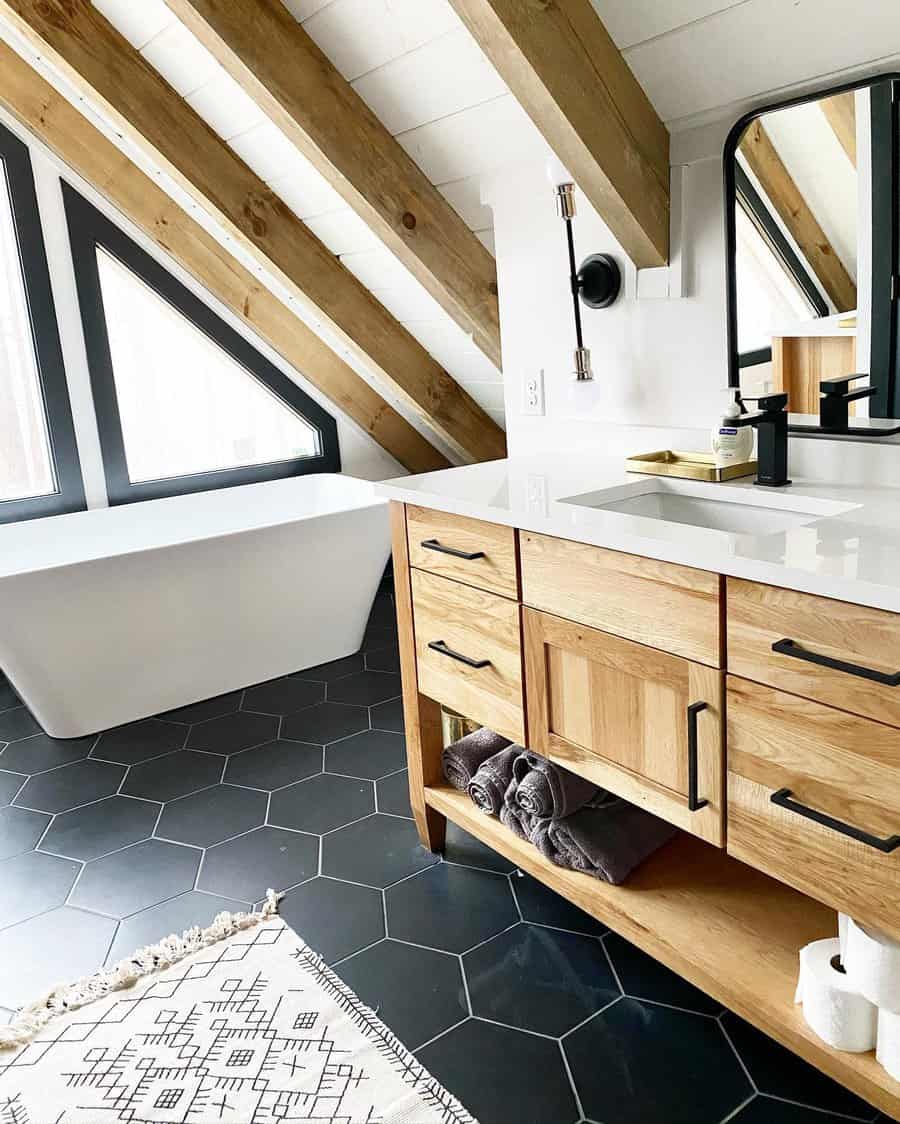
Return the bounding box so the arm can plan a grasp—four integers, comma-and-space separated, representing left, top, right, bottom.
711, 389, 754, 467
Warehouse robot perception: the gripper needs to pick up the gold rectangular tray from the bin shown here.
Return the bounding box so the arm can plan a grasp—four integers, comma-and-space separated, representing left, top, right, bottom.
625, 450, 757, 482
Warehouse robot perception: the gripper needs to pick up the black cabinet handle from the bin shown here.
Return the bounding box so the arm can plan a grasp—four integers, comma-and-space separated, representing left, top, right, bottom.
421, 538, 485, 561
772, 638, 900, 687
770, 789, 900, 853
687, 701, 709, 812
428, 640, 491, 670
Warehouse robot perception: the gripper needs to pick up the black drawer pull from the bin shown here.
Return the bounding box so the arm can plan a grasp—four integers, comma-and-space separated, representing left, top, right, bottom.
772, 638, 900, 687
421, 538, 485, 561
428, 640, 491, 670
770, 788, 900, 853
687, 701, 709, 812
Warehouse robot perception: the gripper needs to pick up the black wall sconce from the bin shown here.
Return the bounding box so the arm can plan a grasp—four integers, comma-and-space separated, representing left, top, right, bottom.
550, 174, 622, 381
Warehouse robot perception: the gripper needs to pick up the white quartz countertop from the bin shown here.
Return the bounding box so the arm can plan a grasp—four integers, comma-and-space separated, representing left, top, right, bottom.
377, 453, 900, 614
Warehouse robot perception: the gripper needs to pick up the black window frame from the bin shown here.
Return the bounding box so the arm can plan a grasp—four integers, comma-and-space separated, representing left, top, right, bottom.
0, 122, 85, 524
63, 184, 340, 506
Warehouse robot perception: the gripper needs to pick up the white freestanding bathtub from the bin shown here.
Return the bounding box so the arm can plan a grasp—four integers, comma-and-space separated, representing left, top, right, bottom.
0, 474, 391, 738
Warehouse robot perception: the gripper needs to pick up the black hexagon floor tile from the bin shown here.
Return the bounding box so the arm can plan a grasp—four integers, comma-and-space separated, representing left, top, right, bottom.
0, 677, 19, 712
566, 998, 751, 1124
14, 759, 126, 814
375, 769, 412, 817
186, 712, 279, 755
0, 732, 95, 774
0, 708, 41, 742
385, 863, 517, 953
511, 871, 607, 937
720, 1012, 876, 1119
269, 774, 374, 835
0, 851, 81, 929
39, 795, 160, 861
0, 805, 51, 859
418, 1018, 578, 1124
279, 877, 384, 965
198, 826, 317, 901
281, 702, 369, 746
327, 670, 402, 707
121, 749, 223, 802
728, 1096, 855, 1123
365, 645, 401, 674
69, 839, 200, 918
370, 697, 404, 733
325, 730, 406, 779
291, 654, 364, 683
241, 677, 325, 717
159, 691, 242, 724
0, 771, 25, 806
322, 814, 438, 888
0, 906, 116, 1010
444, 822, 516, 874
224, 740, 321, 791
107, 890, 249, 963
92, 718, 186, 765
603, 931, 722, 1016
155, 784, 267, 847
465, 923, 618, 1036
337, 939, 467, 1049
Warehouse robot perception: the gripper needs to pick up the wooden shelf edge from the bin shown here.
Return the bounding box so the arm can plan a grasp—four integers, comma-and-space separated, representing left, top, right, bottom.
425, 784, 900, 1118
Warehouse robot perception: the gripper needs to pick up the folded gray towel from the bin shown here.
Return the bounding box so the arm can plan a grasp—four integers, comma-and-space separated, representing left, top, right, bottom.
442, 728, 512, 791
500, 775, 547, 841
513, 751, 600, 819
468, 745, 520, 815
532, 795, 678, 885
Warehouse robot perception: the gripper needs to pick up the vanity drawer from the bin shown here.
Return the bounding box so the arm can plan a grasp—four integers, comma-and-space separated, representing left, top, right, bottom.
727, 676, 900, 939
407, 506, 518, 599
728, 578, 900, 728
524, 608, 724, 845
411, 569, 524, 743
520, 531, 722, 666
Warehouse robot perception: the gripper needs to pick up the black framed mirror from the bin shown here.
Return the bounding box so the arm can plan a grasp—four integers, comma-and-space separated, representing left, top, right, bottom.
724, 74, 900, 437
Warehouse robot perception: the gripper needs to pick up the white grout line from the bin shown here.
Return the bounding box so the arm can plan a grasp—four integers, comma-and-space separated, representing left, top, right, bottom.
717, 1094, 758, 1124
759, 1092, 880, 1123
558, 1037, 587, 1122
411, 1015, 470, 1054
717, 1013, 759, 1094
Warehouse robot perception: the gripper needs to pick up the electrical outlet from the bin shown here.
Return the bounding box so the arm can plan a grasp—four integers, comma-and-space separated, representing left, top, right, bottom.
523, 369, 545, 415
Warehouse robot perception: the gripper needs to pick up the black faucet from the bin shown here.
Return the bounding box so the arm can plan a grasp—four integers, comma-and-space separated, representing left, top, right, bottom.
733, 392, 790, 487
819, 374, 876, 432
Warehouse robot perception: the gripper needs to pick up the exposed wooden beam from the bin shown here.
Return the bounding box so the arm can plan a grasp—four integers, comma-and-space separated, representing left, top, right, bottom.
0, 40, 449, 476
740, 119, 857, 313
0, 0, 505, 464
163, 0, 501, 370
448, 0, 669, 268
821, 92, 857, 168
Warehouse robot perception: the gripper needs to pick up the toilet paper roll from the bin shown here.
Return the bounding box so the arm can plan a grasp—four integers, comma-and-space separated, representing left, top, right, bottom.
796, 938, 877, 1052
844, 918, 900, 1012
876, 1007, 900, 1082
838, 912, 849, 963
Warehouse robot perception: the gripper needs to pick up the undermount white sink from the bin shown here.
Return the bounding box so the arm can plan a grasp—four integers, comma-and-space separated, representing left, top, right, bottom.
560, 479, 857, 537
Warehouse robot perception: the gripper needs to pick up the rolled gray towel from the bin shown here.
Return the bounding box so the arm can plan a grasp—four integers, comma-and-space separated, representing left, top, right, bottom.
442, 728, 512, 791
533, 794, 678, 885
499, 775, 547, 841
514, 751, 600, 819
468, 745, 520, 815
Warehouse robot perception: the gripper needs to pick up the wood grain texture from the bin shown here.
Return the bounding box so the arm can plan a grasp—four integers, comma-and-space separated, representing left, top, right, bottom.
0, 0, 506, 464
424, 783, 900, 1116
728, 577, 900, 728
524, 609, 724, 845
740, 119, 857, 313
821, 91, 857, 167
520, 531, 721, 666
0, 40, 448, 475
407, 505, 518, 599
771, 335, 856, 415
163, 0, 501, 368
727, 675, 900, 939
449, 0, 669, 268
391, 503, 446, 850
412, 569, 524, 743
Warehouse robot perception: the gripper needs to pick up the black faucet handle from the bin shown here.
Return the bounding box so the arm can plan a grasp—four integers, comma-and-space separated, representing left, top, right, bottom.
820, 372, 870, 394
742, 392, 788, 413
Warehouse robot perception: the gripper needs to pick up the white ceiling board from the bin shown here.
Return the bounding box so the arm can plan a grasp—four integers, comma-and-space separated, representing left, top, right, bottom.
299, 0, 462, 82
457, 381, 505, 412
628, 0, 900, 124
268, 164, 345, 221
139, 20, 219, 97
340, 247, 412, 291
228, 119, 317, 187
437, 176, 493, 233
370, 280, 448, 324
590, 0, 749, 50
304, 209, 383, 256
476, 229, 495, 256
91, 0, 175, 49
352, 28, 506, 136
281, 0, 332, 19
401, 319, 501, 381
186, 73, 267, 141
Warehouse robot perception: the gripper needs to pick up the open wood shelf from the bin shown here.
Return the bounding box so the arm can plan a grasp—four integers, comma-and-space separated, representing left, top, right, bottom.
425, 784, 900, 1118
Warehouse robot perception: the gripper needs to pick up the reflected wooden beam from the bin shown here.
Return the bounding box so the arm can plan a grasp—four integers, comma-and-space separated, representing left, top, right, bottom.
821, 92, 857, 167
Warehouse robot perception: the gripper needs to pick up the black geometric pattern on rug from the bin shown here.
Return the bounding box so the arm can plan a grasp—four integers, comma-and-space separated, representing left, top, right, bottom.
0, 576, 888, 1124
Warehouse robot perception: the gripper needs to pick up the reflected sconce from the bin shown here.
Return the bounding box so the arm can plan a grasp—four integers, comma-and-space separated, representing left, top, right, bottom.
547, 158, 622, 381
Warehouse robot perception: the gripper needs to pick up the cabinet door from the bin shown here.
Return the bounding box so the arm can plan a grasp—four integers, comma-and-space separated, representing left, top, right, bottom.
524, 608, 724, 845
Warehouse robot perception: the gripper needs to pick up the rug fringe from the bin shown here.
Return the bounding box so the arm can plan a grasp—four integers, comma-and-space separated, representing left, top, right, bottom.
0, 889, 282, 1050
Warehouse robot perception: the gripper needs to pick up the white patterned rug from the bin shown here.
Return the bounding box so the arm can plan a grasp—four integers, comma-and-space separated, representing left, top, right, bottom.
0, 898, 476, 1124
